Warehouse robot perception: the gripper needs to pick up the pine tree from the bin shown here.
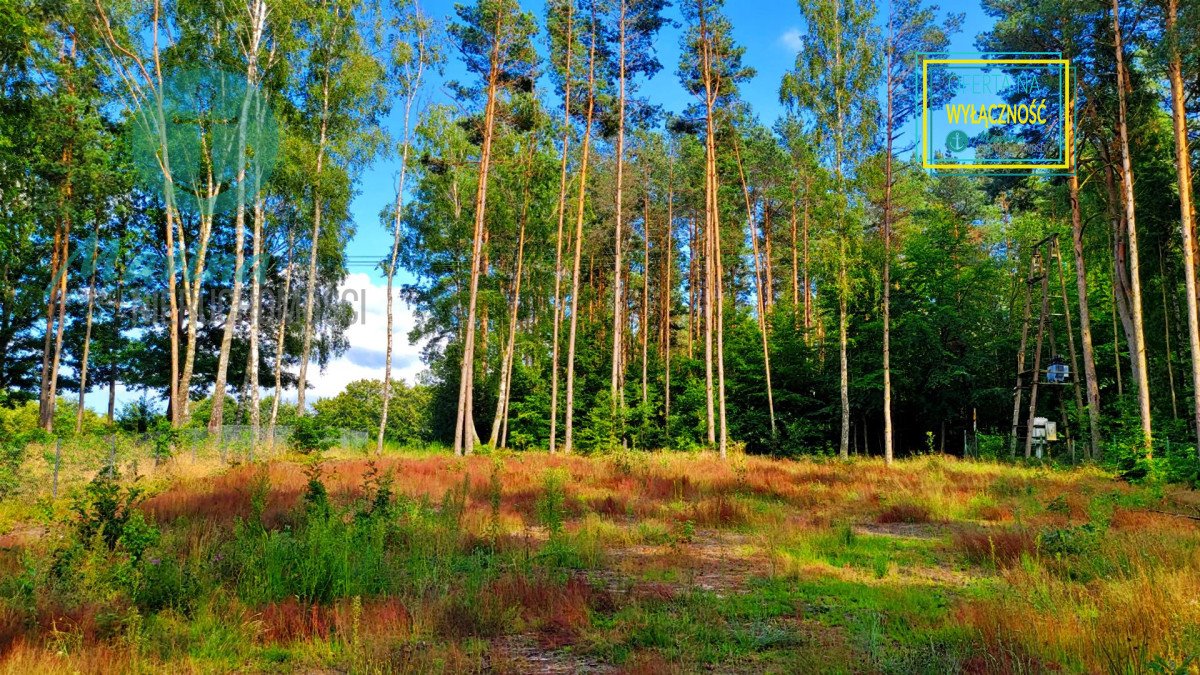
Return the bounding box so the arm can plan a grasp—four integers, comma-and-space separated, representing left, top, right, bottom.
448, 0, 538, 456
679, 0, 752, 457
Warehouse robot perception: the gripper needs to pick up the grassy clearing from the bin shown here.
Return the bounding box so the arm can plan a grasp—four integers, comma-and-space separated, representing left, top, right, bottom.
0, 449, 1197, 673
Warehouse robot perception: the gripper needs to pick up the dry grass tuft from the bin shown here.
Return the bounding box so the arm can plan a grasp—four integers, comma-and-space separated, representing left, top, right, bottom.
619, 650, 683, 674
952, 527, 1036, 567
876, 501, 933, 524
683, 493, 746, 527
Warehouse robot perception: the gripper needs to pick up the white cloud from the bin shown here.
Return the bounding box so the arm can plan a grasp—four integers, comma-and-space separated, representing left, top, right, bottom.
84, 272, 428, 414
778, 28, 803, 54
304, 271, 428, 403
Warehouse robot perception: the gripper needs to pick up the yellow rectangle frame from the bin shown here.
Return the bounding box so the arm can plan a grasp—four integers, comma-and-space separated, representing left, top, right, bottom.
921, 58, 1072, 171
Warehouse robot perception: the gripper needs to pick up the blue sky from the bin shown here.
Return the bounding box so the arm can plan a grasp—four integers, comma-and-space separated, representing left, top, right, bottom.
346, 0, 996, 270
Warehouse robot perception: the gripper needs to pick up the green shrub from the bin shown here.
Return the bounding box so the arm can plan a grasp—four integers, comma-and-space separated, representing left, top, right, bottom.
134, 554, 202, 614
116, 396, 162, 434
537, 470, 567, 538
71, 467, 155, 557
290, 416, 333, 453
231, 510, 392, 605
151, 420, 179, 463
1039, 523, 1101, 557
1045, 494, 1071, 515
975, 433, 1005, 460
302, 459, 330, 518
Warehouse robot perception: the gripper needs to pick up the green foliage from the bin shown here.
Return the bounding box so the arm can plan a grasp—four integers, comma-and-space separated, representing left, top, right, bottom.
1038, 523, 1102, 557
536, 469, 567, 538
576, 389, 620, 454
312, 378, 432, 446
150, 420, 178, 463
0, 428, 44, 498
70, 467, 157, 562
231, 506, 392, 605
302, 459, 331, 518
133, 552, 202, 615
290, 416, 334, 453
116, 396, 162, 434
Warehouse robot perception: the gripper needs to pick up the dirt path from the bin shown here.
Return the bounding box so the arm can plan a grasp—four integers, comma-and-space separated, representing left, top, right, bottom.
594, 529, 772, 597
491, 635, 613, 674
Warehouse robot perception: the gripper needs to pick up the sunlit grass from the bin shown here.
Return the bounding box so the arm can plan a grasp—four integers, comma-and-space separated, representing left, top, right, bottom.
0, 448, 1196, 672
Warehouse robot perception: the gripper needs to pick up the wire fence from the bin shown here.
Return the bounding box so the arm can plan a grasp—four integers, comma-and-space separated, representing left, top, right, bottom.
14, 426, 372, 501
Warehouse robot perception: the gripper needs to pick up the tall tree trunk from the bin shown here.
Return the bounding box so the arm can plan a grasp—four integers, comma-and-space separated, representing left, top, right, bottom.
247, 194, 264, 445
76, 226, 101, 433
697, 0, 720, 451
641, 194, 650, 408
565, 16, 599, 454
176, 191, 219, 424
246, 50, 273, 448
1112, 0, 1153, 455
296, 70, 331, 418
379, 135, 412, 453
803, 186, 812, 335
833, 16, 850, 460
882, 26, 896, 464
490, 142, 535, 447
763, 203, 775, 312
93, 2, 184, 426
610, 0, 628, 422
379, 36, 427, 454
1159, 246, 1180, 419
209, 46, 261, 434
688, 215, 697, 359
107, 258, 126, 423
268, 230, 296, 443
663, 166, 674, 426
838, 250, 850, 459
1167, 0, 1200, 454
38, 213, 68, 432
1068, 171, 1102, 458
548, 2, 574, 454
733, 139, 775, 436
1054, 237, 1086, 444
454, 16, 504, 456
790, 198, 799, 329
40, 36, 78, 433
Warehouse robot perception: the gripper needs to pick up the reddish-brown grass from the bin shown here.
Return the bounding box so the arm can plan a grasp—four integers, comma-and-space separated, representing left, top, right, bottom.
973, 503, 1013, 522
591, 494, 631, 517
682, 494, 746, 527
876, 502, 933, 524
953, 527, 1036, 567
488, 573, 606, 648
257, 596, 412, 644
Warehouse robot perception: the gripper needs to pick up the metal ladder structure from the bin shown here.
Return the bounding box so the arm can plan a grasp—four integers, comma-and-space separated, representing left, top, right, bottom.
1009, 233, 1086, 459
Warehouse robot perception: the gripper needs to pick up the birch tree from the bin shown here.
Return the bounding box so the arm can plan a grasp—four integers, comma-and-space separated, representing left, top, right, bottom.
378, 0, 437, 454
295, 0, 386, 417
878, 0, 958, 463
782, 0, 879, 459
